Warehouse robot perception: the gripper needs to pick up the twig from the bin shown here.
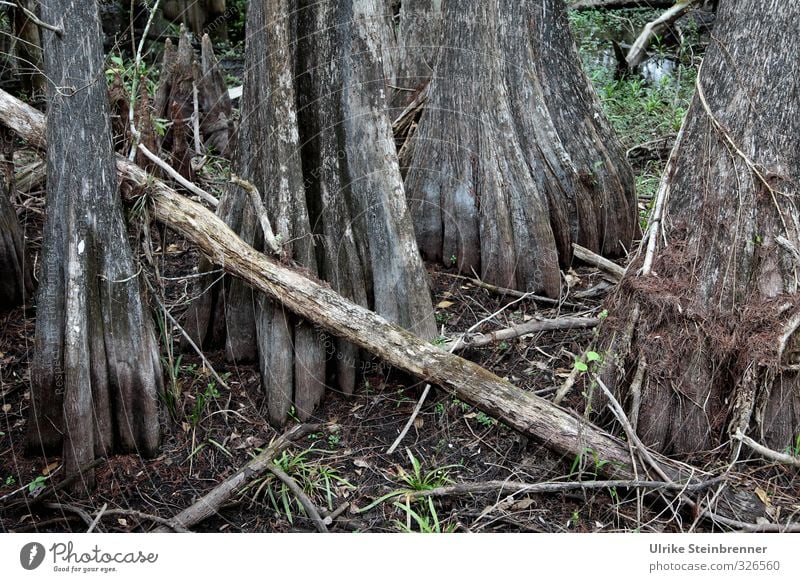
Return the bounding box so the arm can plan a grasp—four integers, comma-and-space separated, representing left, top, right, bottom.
695, 60, 789, 233
732, 429, 800, 468
387, 289, 536, 454
99, 508, 190, 532
44, 502, 93, 527
127, 0, 163, 161
0, 1, 62, 35
137, 144, 219, 206
446, 316, 599, 351
154, 295, 231, 393
628, 357, 648, 432
267, 463, 328, 533
572, 244, 625, 280
358, 477, 725, 511
230, 174, 284, 257
155, 423, 320, 532
192, 80, 203, 155
321, 502, 350, 526
553, 364, 581, 406
86, 503, 107, 533
438, 272, 567, 305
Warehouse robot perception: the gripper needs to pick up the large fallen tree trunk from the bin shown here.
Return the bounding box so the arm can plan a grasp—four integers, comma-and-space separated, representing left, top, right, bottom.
0, 88, 767, 527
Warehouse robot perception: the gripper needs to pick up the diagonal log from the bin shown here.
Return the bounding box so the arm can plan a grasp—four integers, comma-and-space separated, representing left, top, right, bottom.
0, 88, 765, 527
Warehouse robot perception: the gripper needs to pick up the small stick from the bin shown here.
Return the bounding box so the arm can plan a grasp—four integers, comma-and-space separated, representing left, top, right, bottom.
438, 271, 566, 305
127, 0, 163, 161
155, 296, 231, 393
86, 502, 107, 533
357, 477, 725, 511
99, 509, 189, 532
387, 290, 535, 454
44, 502, 93, 527
156, 423, 320, 532
628, 357, 648, 432
626, 0, 699, 68
137, 144, 219, 206
267, 463, 328, 533
446, 316, 600, 352
192, 79, 203, 155
0, 1, 62, 35
572, 244, 625, 281
230, 174, 284, 257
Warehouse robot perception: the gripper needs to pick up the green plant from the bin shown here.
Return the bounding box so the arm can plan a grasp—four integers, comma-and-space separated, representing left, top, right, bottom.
248, 448, 354, 524
435, 311, 451, 325
4, 475, 15, 486
189, 381, 221, 427
397, 450, 456, 492
431, 336, 448, 347
327, 434, 341, 447
449, 254, 457, 266
574, 350, 603, 374
434, 402, 445, 416
475, 412, 496, 428
393, 497, 457, 533
28, 475, 46, 494
570, 447, 610, 478
452, 398, 470, 412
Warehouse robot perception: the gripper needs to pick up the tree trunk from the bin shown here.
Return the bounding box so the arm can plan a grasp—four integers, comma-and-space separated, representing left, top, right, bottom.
404, 0, 637, 297
182, 0, 436, 423
390, 0, 442, 111
27, 0, 162, 490
12, 0, 46, 100
599, 0, 800, 455
0, 178, 33, 309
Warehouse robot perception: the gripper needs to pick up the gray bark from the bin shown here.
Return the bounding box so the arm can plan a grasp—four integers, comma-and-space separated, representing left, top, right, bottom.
404, 0, 637, 297
183, 0, 436, 422
0, 179, 33, 308
390, 0, 442, 111
600, 0, 800, 454
27, 0, 162, 490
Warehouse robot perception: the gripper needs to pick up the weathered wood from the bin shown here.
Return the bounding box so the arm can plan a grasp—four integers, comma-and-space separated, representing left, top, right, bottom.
447, 317, 600, 351
156, 423, 320, 531
573, 243, 626, 281
0, 85, 763, 526
390, 0, 442, 112
404, 0, 637, 297
0, 178, 33, 308
600, 0, 800, 454
626, 0, 700, 68
185, 0, 437, 421
27, 0, 162, 490
198, 34, 234, 157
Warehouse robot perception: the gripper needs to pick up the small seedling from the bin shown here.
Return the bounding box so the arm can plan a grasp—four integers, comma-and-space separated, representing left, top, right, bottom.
475, 412, 496, 428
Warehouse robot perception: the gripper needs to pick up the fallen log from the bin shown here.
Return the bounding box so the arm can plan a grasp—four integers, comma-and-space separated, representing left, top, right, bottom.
446, 317, 600, 351
0, 88, 767, 528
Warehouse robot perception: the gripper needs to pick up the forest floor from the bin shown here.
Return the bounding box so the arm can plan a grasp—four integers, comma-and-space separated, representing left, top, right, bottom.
3, 5, 799, 534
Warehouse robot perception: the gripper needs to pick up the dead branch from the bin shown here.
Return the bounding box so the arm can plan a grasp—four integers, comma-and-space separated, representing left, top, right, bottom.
447, 316, 600, 351
230, 173, 284, 257
626, 0, 700, 68
155, 423, 320, 531
267, 463, 329, 532
137, 144, 218, 206
359, 476, 727, 510
733, 429, 800, 468
0, 1, 62, 35
438, 271, 566, 305
572, 243, 625, 280
0, 87, 767, 527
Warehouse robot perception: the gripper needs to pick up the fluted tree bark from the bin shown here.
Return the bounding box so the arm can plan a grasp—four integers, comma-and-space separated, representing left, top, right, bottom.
598, 0, 800, 455
27, 0, 162, 490
0, 178, 33, 309
404, 0, 637, 297
183, 0, 436, 424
